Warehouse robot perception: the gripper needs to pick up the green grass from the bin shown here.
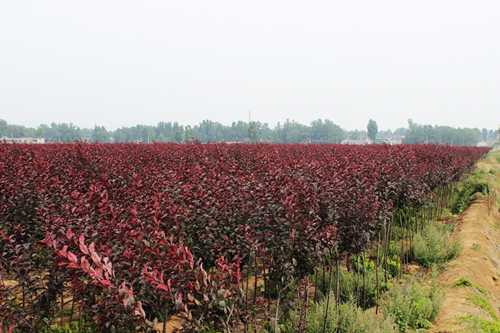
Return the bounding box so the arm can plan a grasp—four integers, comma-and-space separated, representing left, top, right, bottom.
469, 294, 498, 321
453, 276, 488, 295
461, 315, 500, 333
411, 223, 462, 268
277, 294, 397, 333
472, 243, 481, 251
454, 277, 474, 288
39, 322, 95, 333
312, 254, 401, 310
456, 274, 500, 333
312, 267, 385, 309
381, 278, 442, 333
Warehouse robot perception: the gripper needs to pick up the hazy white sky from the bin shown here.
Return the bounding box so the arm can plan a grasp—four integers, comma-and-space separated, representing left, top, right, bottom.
0, 1, 499, 130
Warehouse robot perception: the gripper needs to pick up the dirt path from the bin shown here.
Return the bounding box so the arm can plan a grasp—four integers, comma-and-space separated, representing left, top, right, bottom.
431, 152, 500, 333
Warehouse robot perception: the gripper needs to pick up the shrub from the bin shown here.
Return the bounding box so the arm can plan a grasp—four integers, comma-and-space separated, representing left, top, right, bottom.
385, 256, 402, 278
381, 279, 442, 332
352, 254, 401, 279
439, 208, 455, 220
279, 293, 397, 333
411, 223, 461, 268
451, 180, 490, 214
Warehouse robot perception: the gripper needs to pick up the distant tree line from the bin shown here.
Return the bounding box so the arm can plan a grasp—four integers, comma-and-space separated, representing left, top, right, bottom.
0, 119, 347, 144
403, 120, 497, 146
0, 118, 497, 146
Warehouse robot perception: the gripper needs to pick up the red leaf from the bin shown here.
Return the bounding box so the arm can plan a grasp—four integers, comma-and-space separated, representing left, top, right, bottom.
67, 251, 78, 264
78, 234, 89, 255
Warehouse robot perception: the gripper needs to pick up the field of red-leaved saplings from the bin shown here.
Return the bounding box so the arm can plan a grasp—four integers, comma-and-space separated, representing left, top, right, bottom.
0, 143, 490, 332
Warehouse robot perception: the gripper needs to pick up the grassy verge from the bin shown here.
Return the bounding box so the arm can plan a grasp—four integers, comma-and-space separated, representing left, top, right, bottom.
455, 276, 500, 333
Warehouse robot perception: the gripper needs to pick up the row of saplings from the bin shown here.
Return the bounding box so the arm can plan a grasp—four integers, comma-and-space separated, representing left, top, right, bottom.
243, 179, 487, 333
20, 178, 487, 333
270, 222, 460, 333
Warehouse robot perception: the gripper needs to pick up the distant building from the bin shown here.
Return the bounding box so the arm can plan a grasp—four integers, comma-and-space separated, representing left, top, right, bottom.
224, 140, 248, 144
386, 138, 403, 145
341, 138, 403, 145
341, 138, 372, 145
1, 137, 46, 144
477, 140, 497, 147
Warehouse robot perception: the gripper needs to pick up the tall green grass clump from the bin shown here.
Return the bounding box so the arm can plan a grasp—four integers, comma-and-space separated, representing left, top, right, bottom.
381, 279, 442, 332
411, 223, 461, 268
278, 293, 397, 333
313, 259, 391, 310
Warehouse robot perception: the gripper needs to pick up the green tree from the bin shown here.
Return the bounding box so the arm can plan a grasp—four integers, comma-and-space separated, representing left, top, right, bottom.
248, 121, 258, 143
310, 119, 345, 143
172, 122, 184, 143
91, 126, 110, 142
367, 119, 378, 142
403, 120, 481, 146
184, 125, 194, 142
0, 119, 8, 137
